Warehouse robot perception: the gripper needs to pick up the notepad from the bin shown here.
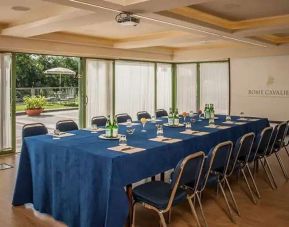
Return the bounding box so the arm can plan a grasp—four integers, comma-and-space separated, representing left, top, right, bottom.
149, 137, 182, 143
118, 123, 141, 126
108, 146, 145, 154
51, 132, 75, 138
180, 130, 201, 135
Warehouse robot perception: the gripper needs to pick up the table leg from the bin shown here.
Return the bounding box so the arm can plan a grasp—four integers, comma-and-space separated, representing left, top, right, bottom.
126, 184, 133, 227
161, 172, 165, 181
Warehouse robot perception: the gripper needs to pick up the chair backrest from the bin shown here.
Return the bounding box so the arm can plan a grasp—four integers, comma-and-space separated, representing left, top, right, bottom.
115, 113, 132, 123
91, 116, 107, 127
155, 109, 168, 118
199, 141, 233, 192
165, 151, 205, 212
285, 121, 289, 146
137, 111, 151, 121
22, 123, 48, 138
251, 127, 273, 160
56, 120, 78, 132
227, 132, 255, 176
275, 121, 288, 150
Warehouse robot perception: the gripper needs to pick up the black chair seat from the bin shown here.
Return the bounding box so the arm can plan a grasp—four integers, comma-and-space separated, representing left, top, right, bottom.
133, 181, 187, 210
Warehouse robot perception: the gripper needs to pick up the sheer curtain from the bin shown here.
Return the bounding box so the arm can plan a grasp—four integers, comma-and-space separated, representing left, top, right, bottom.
86, 59, 113, 126
176, 64, 197, 113
115, 61, 155, 120
200, 62, 229, 114
157, 63, 172, 112
0, 54, 12, 150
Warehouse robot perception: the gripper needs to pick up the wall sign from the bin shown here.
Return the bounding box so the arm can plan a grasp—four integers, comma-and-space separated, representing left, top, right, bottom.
248, 89, 289, 97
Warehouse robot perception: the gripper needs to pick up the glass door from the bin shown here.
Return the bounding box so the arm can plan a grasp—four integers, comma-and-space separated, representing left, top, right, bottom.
0, 53, 13, 154
85, 59, 113, 127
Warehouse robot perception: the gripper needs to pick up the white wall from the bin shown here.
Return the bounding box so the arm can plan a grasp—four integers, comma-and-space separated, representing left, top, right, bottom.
231, 55, 289, 121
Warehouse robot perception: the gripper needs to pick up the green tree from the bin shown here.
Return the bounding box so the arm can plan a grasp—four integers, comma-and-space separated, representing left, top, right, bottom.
16, 54, 79, 88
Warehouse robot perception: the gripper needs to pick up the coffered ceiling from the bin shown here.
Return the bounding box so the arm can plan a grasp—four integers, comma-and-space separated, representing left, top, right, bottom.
0, 0, 289, 54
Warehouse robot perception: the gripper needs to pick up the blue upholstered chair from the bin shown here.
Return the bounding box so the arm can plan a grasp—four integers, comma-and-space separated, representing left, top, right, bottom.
91, 116, 107, 127
115, 113, 132, 124
56, 120, 78, 132
250, 127, 276, 189
194, 141, 238, 223
137, 111, 151, 121
132, 151, 205, 227
227, 132, 260, 204
268, 122, 289, 180
155, 109, 168, 118
22, 123, 48, 138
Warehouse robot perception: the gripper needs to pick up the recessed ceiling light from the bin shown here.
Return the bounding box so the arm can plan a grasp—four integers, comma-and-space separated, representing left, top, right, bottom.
11, 6, 31, 11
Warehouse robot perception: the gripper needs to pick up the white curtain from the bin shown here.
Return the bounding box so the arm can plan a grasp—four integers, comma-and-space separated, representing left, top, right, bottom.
157, 63, 172, 112
176, 64, 197, 113
200, 62, 229, 114
0, 54, 12, 150
86, 59, 113, 126
115, 61, 155, 120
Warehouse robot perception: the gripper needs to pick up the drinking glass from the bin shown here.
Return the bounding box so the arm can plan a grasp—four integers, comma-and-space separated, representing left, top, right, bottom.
185, 121, 191, 129
126, 127, 135, 135
209, 117, 215, 127
189, 111, 194, 118
225, 115, 231, 122
119, 135, 127, 146
52, 129, 61, 140
198, 113, 204, 121
157, 125, 164, 138
240, 112, 245, 119
91, 123, 98, 133
151, 115, 156, 123
127, 119, 132, 127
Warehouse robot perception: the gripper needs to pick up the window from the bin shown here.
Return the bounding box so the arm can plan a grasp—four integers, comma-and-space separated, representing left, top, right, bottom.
115, 61, 155, 120
0, 54, 12, 150
86, 59, 113, 125
176, 64, 197, 113
156, 63, 172, 111
200, 62, 229, 114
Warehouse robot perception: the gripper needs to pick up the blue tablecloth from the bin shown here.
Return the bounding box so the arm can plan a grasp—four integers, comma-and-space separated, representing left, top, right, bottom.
13, 116, 269, 227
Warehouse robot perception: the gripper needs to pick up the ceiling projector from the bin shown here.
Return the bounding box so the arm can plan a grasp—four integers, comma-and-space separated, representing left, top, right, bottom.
115, 12, 140, 26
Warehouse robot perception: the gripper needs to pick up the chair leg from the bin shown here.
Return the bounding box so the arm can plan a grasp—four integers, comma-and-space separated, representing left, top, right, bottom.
218, 181, 235, 223
188, 197, 201, 227
166, 208, 172, 224
241, 168, 257, 204
275, 152, 289, 180
132, 203, 137, 227
285, 146, 289, 157
158, 212, 167, 227
246, 164, 261, 199
224, 177, 240, 216
196, 193, 208, 227
260, 158, 277, 190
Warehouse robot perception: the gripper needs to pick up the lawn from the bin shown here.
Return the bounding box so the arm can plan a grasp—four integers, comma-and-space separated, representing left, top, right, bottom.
16, 102, 78, 112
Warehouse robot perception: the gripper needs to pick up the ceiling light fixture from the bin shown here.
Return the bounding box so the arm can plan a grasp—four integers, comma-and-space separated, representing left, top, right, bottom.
11, 6, 31, 11
67, 0, 267, 47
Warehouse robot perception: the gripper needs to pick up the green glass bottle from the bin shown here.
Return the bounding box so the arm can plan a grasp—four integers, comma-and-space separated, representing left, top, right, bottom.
204, 104, 209, 119
105, 115, 112, 138
112, 118, 118, 138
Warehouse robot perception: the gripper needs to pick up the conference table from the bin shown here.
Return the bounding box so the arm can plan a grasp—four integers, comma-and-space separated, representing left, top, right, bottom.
13, 115, 269, 227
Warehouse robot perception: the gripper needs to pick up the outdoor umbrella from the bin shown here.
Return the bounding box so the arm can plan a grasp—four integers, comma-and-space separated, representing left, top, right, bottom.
44, 67, 76, 88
